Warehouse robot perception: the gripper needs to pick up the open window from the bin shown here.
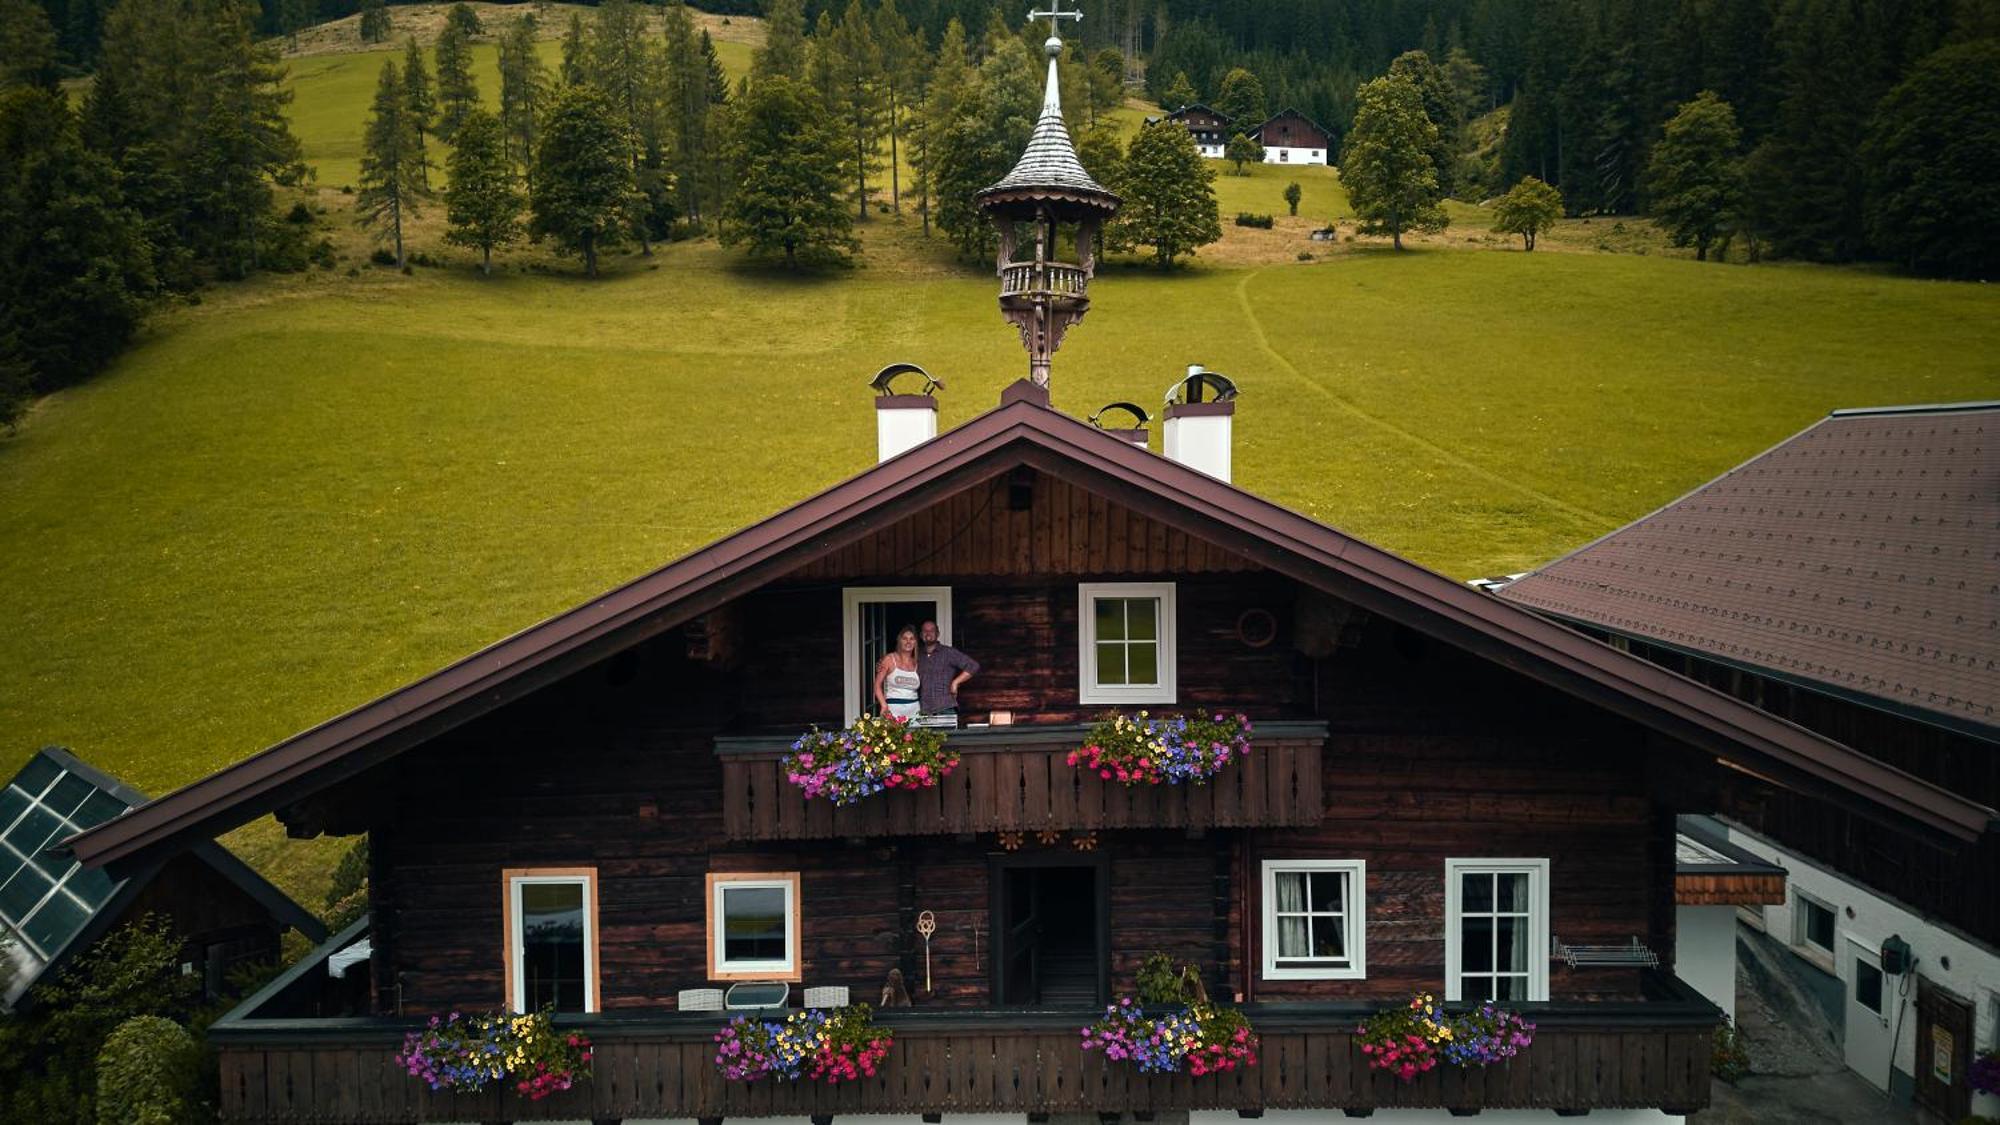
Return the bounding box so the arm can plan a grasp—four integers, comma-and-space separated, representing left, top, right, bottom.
502, 868, 598, 1013
1078, 582, 1177, 705
1260, 859, 1366, 980
1444, 858, 1549, 1002
706, 872, 800, 981
841, 587, 952, 721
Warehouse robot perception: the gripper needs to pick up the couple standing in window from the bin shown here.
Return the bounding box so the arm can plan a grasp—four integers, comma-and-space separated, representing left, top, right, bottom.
872, 620, 979, 723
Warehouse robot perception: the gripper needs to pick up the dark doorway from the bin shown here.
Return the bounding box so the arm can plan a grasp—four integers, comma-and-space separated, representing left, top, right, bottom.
991, 857, 1108, 1007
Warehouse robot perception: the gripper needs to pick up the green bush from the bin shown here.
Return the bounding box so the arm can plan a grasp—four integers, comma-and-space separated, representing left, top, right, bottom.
95, 1016, 200, 1125
1233, 212, 1275, 229
1711, 1020, 1750, 1083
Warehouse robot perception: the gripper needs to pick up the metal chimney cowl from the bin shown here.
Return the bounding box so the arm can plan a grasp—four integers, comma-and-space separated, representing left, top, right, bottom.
871, 363, 942, 463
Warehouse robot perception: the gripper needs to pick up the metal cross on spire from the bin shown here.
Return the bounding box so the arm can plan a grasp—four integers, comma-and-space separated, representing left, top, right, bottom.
1028, 0, 1081, 41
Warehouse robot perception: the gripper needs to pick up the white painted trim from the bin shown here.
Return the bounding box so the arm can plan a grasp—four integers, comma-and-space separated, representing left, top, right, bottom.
506, 872, 597, 1013
840, 587, 952, 722
1444, 858, 1550, 1002
1260, 859, 1367, 980
1077, 581, 1178, 705
709, 875, 800, 978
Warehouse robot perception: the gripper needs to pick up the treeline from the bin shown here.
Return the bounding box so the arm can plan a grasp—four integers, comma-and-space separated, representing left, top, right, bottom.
1, 0, 314, 429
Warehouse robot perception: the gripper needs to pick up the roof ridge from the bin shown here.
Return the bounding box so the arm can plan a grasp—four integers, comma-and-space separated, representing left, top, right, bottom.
1828, 400, 1999, 417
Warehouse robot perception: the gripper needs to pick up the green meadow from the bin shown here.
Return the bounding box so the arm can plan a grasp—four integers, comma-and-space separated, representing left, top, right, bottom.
4, 25, 1996, 905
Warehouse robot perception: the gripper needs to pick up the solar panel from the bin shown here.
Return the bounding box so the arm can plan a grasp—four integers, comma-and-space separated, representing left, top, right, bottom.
0, 753, 134, 982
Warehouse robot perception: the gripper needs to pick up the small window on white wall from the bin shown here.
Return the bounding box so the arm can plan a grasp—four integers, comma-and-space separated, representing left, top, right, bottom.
1078, 582, 1177, 704
1261, 860, 1365, 980
1445, 859, 1550, 1002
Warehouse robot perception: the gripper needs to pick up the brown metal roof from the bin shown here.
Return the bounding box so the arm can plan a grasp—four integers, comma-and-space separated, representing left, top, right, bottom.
64, 384, 1996, 874
1500, 402, 1998, 739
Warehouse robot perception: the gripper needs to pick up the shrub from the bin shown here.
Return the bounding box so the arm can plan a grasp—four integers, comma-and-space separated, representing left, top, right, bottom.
285, 201, 313, 224
1297, 251, 1314, 261
1712, 1020, 1751, 1083
94, 1016, 199, 1125
369, 247, 397, 266
1234, 212, 1275, 228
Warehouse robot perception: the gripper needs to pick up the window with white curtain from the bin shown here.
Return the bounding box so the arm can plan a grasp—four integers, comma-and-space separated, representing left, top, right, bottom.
1260, 859, 1365, 980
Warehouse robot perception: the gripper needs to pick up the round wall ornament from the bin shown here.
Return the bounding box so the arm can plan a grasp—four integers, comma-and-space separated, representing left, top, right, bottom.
1236, 608, 1277, 648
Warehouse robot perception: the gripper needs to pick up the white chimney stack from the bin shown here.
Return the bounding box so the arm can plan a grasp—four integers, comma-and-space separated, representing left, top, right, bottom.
1162, 364, 1237, 482
870, 363, 942, 462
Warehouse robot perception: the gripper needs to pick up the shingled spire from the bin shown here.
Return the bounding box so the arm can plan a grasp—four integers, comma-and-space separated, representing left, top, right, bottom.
974, 0, 1120, 391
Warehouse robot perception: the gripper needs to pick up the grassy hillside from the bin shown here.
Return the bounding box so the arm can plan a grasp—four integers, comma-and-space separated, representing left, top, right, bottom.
3, 27, 1995, 906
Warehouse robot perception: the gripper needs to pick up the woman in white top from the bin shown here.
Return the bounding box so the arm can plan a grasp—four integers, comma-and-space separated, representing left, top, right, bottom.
873, 625, 923, 722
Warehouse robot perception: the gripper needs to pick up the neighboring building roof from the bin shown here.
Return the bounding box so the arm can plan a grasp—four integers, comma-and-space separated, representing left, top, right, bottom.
1254, 108, 1335, 139
1166, 103, 1231, 123
65, 382, 1996, 877
1, 747, 323, 1008
1674, 815, 1787, 906
1499, 402, 1998, 741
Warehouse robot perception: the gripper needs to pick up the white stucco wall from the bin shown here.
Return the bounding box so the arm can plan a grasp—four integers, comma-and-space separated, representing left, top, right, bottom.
1727, 821, 2000, 1116
1262, 145, 1329, 165
1676, 903, 1740, 1021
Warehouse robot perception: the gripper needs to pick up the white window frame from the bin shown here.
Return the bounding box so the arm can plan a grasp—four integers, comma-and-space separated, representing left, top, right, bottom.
1444, 858, 1550, 1002
707, 872, 801, 981
840, 586, 952, 722
1077, 581, 1178, 705
503, 869, 598, 1014
1260, 859, 1366, 980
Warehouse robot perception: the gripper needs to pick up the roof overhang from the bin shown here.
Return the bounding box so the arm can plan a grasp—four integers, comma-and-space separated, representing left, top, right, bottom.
66, 383, 1998, 875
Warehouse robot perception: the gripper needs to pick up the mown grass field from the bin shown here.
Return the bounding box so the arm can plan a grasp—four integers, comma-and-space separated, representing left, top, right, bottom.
3, 22, 1996, 906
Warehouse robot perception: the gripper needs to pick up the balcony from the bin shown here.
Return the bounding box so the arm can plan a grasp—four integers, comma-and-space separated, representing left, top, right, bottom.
212, 971, 1719, 1122
716, 721, 1327, 841
999, 260, 1089, 302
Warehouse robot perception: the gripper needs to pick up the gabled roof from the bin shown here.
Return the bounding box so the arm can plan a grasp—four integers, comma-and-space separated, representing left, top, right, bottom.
1499, 402, 1998, 741
1255, 107, 1335, 139
1166, 103, 1230, 123
66, 383, 1996, 874
2, 747, 323, 1008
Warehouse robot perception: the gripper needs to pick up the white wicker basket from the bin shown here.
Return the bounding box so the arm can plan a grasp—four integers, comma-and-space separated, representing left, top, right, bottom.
677, 988, 725, 1012
803, 986, 850, 1009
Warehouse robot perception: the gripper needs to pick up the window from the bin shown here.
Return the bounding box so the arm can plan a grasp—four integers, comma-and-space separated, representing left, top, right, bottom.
1078, 582, 1177, 704
1855, 955, 1884, 1014
841, 587, 952, 721
707, 872, 800, 981
1796, 893, 1837, 953
503, 868, 598, 1013
1445, 859, 1550, 1002
1261, 860, 1365, 980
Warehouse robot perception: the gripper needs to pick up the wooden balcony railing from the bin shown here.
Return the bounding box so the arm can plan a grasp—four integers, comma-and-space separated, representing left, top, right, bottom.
999, 260, 1089, 300
715, 722, 1326, 841
212, 982, 1719, 1123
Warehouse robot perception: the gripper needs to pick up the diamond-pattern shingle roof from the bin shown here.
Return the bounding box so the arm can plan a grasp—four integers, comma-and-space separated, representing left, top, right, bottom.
976, 46, 1117, 210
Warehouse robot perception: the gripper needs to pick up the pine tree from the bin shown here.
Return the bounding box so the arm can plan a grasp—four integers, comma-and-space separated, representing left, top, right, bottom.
698, 30, 730, 232
0, 86, 153, 420
1163, 70, 1197, 111
357, 0, 389, 44
1213, 67, 1266, 128
1647, 90, 1743, 261
911, 18, 973, 240
433, 19, 478, 139
928, 38, 1040, 259
356, 58, 426, 268
722, 74, 857, 269
1492, 175, 1563, 250
1224, 131, 1263, 174
182, 0, 306, 277
1388, 50, 1463, 199
530, 83, 637, 278
825, 0, 885, 220
0, 0, 61, 89
442, 1, 480, 40
661, 0, 707, 223
444, 108, 522, 274
560, 13, 588, 88
1341, 72, 1446, 250
1119, 119, 1222, 268
753, 0, 807, 84
401, 38, 434, 190
1087, 47, 1125, 126
1862, 39, 2000, 277
873, 0, 916, 215
1283, 180, 1301, 215
497, 16, 547, 175
588, 0, 666, 251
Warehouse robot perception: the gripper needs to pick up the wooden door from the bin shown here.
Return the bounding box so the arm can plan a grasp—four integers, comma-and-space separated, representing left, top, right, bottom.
1915, 976, 1974, 1123
996, 868, 1043, 1005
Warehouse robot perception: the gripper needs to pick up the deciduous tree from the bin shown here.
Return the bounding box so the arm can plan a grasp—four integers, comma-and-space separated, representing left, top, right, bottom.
1492, 175, 1562, 250
1282, 180, 1301, 215
1388, 49, 1462, 199
722, 74, 856, 268
1647, 90, 1742, 261
1341, 72, 1446, 250
1120, 119, 1222, 268
442, 1, 480, 40
1213, 67, 1266, 129
1162, 70, 1197, 111
1862, 39, 2000, 278
444, 108, 522, 273
356, 58, 426, 268
1224, 131, 1263, 174
357, 0, 389, 44
530, 83, 637, 278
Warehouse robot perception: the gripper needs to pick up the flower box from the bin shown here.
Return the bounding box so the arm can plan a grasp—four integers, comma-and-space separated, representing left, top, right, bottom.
785, 714, 958, 805
1068, 711, 1252, 785
1079, 954, 1259, 1076
1355, 993, 1536, 1083
712, 1003, 893, 1084
396, 1009, 593, 1100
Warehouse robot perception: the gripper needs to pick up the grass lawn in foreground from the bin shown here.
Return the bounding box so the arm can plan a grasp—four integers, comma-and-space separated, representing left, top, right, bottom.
2, 223, 1993, 903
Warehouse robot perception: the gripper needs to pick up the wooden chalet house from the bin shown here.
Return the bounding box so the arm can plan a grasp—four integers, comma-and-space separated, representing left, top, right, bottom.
1163, 104, 1232, 159
1498, 402, 2000, 1121
1, 747, 324, 1011
62, 21, 1994, 1125
1251, 110, 1334, 166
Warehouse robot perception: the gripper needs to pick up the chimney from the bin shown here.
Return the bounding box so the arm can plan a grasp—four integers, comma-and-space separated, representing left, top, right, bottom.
1162, 364, 1238, 482
870, 363, 941, 462
1089, 401, 1151, 446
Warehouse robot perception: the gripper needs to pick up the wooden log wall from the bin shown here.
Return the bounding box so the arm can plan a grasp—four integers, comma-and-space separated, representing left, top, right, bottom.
721, 736, 1324, 840
215, 1021, 1715, 1123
